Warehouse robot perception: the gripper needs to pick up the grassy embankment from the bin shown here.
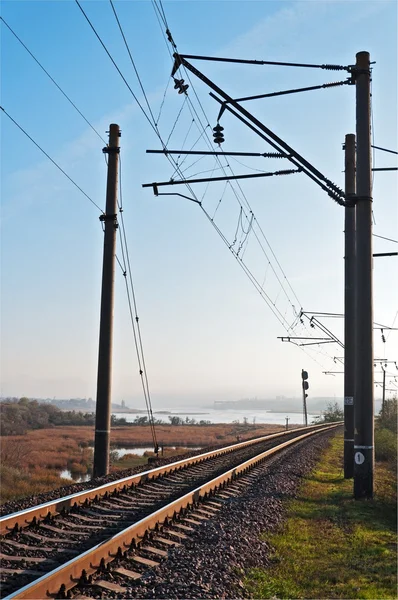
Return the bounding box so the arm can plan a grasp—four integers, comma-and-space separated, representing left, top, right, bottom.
0, 422, 285, 504
245, 430, 397, 599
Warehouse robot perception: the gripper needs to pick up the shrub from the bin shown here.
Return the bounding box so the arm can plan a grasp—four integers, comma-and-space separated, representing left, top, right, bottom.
377, 398, 397, 434
313, 401, 343, 424
375, 427, 397, 462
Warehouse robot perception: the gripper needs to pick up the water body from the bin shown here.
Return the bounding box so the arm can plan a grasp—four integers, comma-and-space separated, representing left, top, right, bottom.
115, 409, 318, 426
113, 446, 201, 457
59, 469, 91, 483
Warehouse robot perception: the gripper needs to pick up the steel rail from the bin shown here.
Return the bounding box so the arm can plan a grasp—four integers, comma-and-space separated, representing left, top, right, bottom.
5, 424, 340, 600
0, 422, 340, 536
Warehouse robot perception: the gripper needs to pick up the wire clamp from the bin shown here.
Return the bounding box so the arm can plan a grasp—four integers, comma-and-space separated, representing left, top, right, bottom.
99, 214, 118, 228
102, 146, 120, 155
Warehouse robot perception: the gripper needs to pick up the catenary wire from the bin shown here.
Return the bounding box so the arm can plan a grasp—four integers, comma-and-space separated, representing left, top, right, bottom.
104, 3, 337, 368
1, 106, 103, 212
151, 14, 339, 364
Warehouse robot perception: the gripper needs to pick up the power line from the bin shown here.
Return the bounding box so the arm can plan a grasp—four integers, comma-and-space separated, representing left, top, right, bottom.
1, 106, 103, 212
0, 16, 106, 144
371, 144, 398, 155
373, 233, 398, 244
75, 0, 158, 136
116, 156, 158, 451
108, 0, 157, 127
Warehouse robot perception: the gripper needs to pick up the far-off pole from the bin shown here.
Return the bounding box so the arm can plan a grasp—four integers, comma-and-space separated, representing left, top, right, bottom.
354, 52, 374, 499
343, 133, 356, 479
93, 124, 121, 478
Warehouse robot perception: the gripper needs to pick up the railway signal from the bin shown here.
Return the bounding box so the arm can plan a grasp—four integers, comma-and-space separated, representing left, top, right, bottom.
301, 369, 309, 426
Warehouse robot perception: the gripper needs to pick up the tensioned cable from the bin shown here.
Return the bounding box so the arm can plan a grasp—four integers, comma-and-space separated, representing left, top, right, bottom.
164, 112, 303, 338
201, 204, 331, 367
373, 233, 398, 244
155, 77, 171, 125
171, 84, 335, 360
371, 144, 398, 155
75, 0, 193, 187
165, 96, 188, 146
0, 17, 106, 144
180, 95, 338, 364
116, 156, 158, 449
151, 14, 336, 360
179, 73, 301, 303
1, 106, 103, 212
117, 4, 336, 367
109, 0, 158, 127
173, 68, 303, 317
386, 310, 398, 342
75, 0, 159, 137
116, 241, 158, 448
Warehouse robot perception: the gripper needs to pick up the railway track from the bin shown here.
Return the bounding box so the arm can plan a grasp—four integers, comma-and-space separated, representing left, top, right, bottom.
0, 423, 341, 599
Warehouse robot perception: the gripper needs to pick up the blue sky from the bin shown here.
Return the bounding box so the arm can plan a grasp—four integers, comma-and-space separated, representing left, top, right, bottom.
1, 0, 397, 410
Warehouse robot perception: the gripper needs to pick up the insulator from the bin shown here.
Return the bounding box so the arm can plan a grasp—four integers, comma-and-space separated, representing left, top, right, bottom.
213, 135, 224, 144
213, 124, 224, 133
173, 78, 184, 89
178, 84, 189, 94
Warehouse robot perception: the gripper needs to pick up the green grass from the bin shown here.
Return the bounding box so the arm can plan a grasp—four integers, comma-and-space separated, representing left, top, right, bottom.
245, 432, 397, 599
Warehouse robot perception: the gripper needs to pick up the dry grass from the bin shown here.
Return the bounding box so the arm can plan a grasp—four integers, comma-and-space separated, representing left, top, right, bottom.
0, 422, 288, 505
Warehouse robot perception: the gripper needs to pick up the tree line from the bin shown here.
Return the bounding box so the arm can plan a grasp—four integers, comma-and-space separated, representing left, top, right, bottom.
0, 398, 212, 436
0, 398, 95, 435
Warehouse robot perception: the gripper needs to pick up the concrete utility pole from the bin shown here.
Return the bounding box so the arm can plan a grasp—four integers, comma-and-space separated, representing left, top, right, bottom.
353, 52, 374, 499
382, 366, 386, 414
344, 133, 356, 479
285, 417, 290, 430
93, 124, 120, 478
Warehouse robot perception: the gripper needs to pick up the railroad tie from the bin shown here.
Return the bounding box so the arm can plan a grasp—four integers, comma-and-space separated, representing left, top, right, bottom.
181, 517, 202, 526
165, 529, 187, 540
170, 522, 194, 532
130, 555, 160, 568
141, 545, 168, 557
21, 530, 76, 544
94, 580, 128, 593
0, 567, 44, 576
205, 500, 223, 508
194, 508, 216, 518
0, 554, 52, 563
114, 566, 142, 580
152, 536, 181, 547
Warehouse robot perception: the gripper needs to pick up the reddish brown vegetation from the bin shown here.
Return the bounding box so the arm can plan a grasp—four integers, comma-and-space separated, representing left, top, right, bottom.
0, 422, 295, 504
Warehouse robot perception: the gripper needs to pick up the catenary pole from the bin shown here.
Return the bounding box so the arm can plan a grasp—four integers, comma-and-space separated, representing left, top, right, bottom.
382, 367, 386, 414
93, 124, 120, 478
344, 133, 356, 478
354, 52, 374, 499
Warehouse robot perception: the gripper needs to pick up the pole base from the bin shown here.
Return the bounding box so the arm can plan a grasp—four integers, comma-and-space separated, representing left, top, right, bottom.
353, 446, 374, 499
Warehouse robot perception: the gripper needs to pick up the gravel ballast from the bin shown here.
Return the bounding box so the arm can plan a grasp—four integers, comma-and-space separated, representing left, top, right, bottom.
100, 429, 339, 599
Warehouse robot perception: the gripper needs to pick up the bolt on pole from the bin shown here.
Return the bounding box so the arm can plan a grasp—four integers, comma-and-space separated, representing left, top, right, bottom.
354, 52, 374, 499
93, 124, 120, 478
344, 133, 356, 479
